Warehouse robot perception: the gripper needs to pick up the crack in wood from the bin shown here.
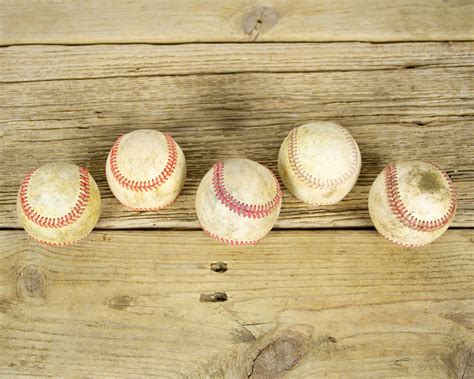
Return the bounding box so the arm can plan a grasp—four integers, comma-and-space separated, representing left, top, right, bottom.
461, 349, 473, 379
243, 7, 279, 42
241, 326, 313, 378
6, 63, 473, 84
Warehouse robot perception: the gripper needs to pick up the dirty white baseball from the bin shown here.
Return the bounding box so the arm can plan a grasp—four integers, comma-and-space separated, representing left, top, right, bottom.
106, 129, 186, 210
196, 159, 282, 245
17, 163, 101, 246
368, 160, 457, 247
278, 122, 361, 205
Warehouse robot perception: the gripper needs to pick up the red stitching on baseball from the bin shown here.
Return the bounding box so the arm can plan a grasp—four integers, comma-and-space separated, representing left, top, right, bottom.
110, 133, 178, 192
200, 224, 259, 246
384, 162, 457, 232
378, 230, 423, 248
211, 162, 281, 219
288, 125, 359, 189
20, 166, 91, 229
27, 233, 87, 247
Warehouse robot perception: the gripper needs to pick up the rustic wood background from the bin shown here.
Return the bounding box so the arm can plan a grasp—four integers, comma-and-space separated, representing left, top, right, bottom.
0, 1, 473, 377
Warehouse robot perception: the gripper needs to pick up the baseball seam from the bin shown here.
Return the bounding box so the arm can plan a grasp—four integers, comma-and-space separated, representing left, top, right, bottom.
384, 162, 457, 232
378, 230, 424, 248
288, 125, 359, 189
201, 224, 259, 246
212, 161, 282, 219
20, 166, 91, 229
110, 133, 178, 192
26, 233, 87, 247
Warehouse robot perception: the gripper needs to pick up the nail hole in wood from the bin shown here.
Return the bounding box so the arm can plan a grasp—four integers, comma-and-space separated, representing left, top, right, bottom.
210, 262, 228, 273
200, 292, 228, 302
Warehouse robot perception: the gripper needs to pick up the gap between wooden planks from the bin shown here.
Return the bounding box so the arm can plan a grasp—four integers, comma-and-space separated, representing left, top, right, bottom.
1, 42, 473, 229
0, 229, 473, 377
1, 0, 473, 44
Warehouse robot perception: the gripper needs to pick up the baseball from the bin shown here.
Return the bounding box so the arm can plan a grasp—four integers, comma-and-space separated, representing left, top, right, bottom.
106, 129, 186, 210
278, 121, 361, 205
368, 161, 457, 247
17, 163, 101, 246
196, 159, 282, 245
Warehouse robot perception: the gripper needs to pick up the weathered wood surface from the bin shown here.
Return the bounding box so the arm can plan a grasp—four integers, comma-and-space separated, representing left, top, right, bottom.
2, 42, 474, 82
1, 0, 473, 45
1, 43, 473, 229
1, 230, 473, 377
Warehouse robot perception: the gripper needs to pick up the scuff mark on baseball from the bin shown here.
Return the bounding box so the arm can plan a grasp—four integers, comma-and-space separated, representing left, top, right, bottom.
368, 160, 457, 247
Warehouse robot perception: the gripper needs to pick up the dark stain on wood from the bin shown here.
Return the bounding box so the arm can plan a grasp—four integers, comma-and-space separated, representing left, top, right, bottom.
109, 295, 133, 310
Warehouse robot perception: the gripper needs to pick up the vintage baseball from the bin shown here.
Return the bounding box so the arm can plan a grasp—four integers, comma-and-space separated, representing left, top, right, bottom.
106, 129, 186, 210
17, 163, 101, 246
196, 159, 282, 245
368, 161, 457, 247
278, 121, 361, 205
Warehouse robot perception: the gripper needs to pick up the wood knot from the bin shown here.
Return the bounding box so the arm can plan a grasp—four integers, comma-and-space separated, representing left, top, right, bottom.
243, 6, 278, 41
17, 265, 45, 301
241, 325, 313, 378
108, 295, 133, 310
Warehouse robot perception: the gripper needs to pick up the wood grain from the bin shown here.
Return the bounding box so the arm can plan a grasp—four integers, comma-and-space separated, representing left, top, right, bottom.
2, 42, 474, 82
1, 42, 473, 229
1, 0, 473, 45
1, 230, 473, 377
2, 2, 473, 378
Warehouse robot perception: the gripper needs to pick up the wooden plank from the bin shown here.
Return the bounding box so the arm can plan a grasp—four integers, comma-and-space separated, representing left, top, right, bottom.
0, 230, 473, 377
1, 43, 473, 229
2, 42, 474, 82
1, 0, 473, 45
